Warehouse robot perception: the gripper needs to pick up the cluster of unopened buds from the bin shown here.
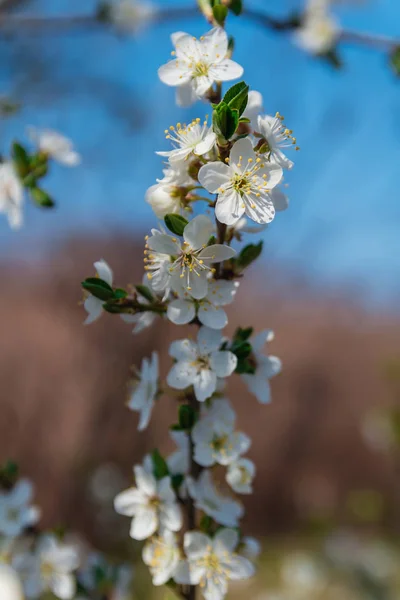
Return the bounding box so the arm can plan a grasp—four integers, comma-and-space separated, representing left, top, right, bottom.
79, 23, 295, 600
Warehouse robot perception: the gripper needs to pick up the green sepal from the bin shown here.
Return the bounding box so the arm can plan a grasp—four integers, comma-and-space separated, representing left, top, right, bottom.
135, 284, 154, 303
231, 341, 252, 361
200, 515, 214, 534
114, 288, 128, 299
212, 3, 228, 26
30, 187, 55, 208
229, 0, 243, 15
151, 449, 169, 480
236, 241, 263, 269
212, 102, 239, 141
233, 326, 254, 342
12, 142, 30, 177
171, 474, 184, 492
223, 81, 249, 117
390, 46, 400, 76
164, 214, 188, 236
235, 360, 256, 375
319, 47, 343, 69
82, 277, 115, 301
178, 404, 197, 430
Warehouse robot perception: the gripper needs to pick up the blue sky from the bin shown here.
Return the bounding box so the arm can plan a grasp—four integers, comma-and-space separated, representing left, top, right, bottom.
0, 0, 399, 307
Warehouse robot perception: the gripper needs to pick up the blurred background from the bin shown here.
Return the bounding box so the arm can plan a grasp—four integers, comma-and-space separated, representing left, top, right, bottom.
1, 0, 400, 598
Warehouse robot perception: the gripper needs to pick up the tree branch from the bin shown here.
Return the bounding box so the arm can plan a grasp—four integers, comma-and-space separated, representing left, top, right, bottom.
0, 6, 397, 52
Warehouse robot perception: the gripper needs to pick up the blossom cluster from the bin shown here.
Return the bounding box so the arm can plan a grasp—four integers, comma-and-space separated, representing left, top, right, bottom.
0, 470, 132, 599
0, 129, 80, 229
80, 24, 294, 600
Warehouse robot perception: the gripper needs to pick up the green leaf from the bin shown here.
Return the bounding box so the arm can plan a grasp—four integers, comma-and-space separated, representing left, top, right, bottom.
171, 474, 184, 492
135, 284, 154, 303
229, 0, 243, 16
319, 48, 343, 70
237, 241, 263, 269
231, 341, 252, 360
212, 3, 228, 26
239, 117, 251, 124
164, 214, 188, 236
200, 515, 214, 534
102, 303, 123, 314
30, 187, 55, 208
82, 277, 115, 301
234, 326, 253, 342
213, 103, 239, 141
151, 449, 169, 480
12, 142, 30, 177
235, 360, 256, 375
114, 288, 128, 299
390, 46, 400, 76
178, 404, 197, 430
1, 460, 19, 480
223, 81, 249, 117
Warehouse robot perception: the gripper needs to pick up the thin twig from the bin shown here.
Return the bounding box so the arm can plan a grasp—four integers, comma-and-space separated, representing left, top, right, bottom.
0, 6, 397, 51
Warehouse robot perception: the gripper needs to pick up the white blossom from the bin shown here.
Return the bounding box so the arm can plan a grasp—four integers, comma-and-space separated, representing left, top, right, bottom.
240, 537, 261, 560
145, 215, 235, 299
28, 128, 80, 166
167, 279, 239, 330
109, 0, 157, 34
0, 479, 40, 538
114, 465, 182, 540
241, 330, 282, 404
146, 162, 193, 219
158, 28, 244, 107
226, 458, 255, 494
0, 162, 24, 230
142, 529, 180, 586
83, 259, 113, 325
192, 401, 250, 467
120, 274, 159, 333
294, 0, 339, 55
198, 137, 283, 226
187, 470, 243, 527
242, 90, 263, 130
167, 430, 190, 476
167, 326, 237, 402
15, 534, 80, 600
174, 529, 254, 600
0, 565, 24, 600
157, 117, 216, 164
126, 352, 159, 431
257, 113, 297, 170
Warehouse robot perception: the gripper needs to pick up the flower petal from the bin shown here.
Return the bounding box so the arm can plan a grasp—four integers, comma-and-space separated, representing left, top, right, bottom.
229, 137, 254, 171
83, 296, 103, 325
199, 244, 236, 263
94, 259, 113, 286
167, 361, 197, 390
215, 189, 245, 226
210, 351, 237, 378
184, 532, 210, 559
114, 487, 145, 516
158, 60, 190, 86
241, 373, 271, 404
185, 271, 209, 300
176, 83, 198, 108
201, 27, 228, 62
194, 131, 217, 157
130, 506, 157, 540
214, 528, 238, 555
198, 162, 231, 194
197, 326, 222, 354
167, 299, 196, 325
169, 339, 198, 361
198, 304, 227, 330
183, 215, 214, 250
210, 58, 244, 82
147, 233, 181, 255
226, 555, 255, 580
159, 501, 182, 532
193, 369, 217, 402
134, 465, 157, 496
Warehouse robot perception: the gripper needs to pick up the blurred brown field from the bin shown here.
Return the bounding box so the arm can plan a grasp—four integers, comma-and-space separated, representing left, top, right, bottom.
1, 232, 399, 546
